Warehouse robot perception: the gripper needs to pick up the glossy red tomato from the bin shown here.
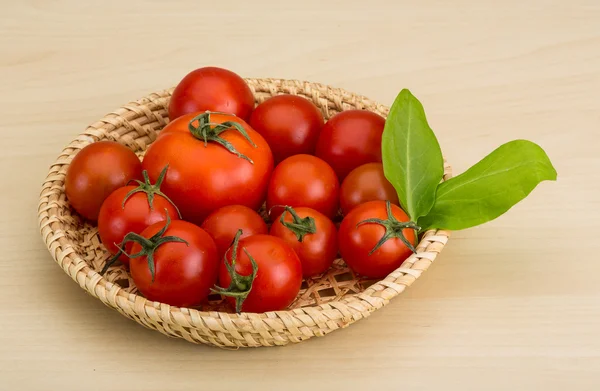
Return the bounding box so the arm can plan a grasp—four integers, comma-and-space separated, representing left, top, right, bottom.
128, 218, 219, 307
315, 110, 385, 180
98, 167, 180, 265
338, 200, 417, 279
270, 206, 337, 277
340, 163, 399, 215
142, 112, 274, 225
201, 205, 268, 258
169, 67, 254, 121
249, 94, 324, 163
266, 154, 339, 219
215, 233, 302, 313
65, 141, 142, 221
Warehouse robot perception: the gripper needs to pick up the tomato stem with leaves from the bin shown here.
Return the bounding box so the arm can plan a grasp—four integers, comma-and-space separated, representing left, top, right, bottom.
187, 111, 257, 163
123, 165, 181, 218
357, 200, 420, 255
100, 212, 188, 278
279, 206, 317, 242
211, 229, 258, 313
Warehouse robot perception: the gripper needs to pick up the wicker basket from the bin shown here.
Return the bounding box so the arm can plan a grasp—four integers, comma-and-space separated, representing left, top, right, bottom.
38, 78, 451, 348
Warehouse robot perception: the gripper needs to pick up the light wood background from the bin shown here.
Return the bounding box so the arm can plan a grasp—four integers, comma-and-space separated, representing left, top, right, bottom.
1, 0, 599, 390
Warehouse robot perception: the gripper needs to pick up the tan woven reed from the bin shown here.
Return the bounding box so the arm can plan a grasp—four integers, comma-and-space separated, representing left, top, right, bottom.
38, 79, 451, 348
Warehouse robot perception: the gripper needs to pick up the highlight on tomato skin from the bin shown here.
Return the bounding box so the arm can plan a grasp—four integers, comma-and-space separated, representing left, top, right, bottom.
340, 162, 399, 216
65, 141, 143, 221
168, 66, 255, 121
266, 154, 340, 220
201, 204, 268, 259
315, 109, 386, 181
249, 94, 324, 163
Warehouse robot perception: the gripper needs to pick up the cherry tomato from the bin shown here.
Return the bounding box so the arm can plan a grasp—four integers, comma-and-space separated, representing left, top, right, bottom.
143, 112, 274, 225
98, 167, 180, 265
270, 206, 337, 278
338, 200, 418, 279
65, 141, 142, 221
215, 233, 302, 313
201, 205, 268, 258
169, 67, 254, 121
127, 217, 219, 307
266, 154, 339, 219
340, 163, 399, 215
249, 94, 324, 163
315, 110, 385, 180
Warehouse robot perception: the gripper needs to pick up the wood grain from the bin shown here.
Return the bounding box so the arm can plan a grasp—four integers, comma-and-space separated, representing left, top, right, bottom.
1, 0, 599, 389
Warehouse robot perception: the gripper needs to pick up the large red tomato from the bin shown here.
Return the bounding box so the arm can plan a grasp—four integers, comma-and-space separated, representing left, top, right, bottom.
249, 94, 324, 163
315, 110, 385, 180
98, 166, 180, 265
266, 154, 340, 219
142, 112, 274, 225
169, 67, 254, 121
270, 206, 338, 278
215, 232, 302, 313
201, 205, 268, 258
340, 163, 399, 215
338, 200, 418, 279
128, 217, 219, 307
65, 141, 142, 221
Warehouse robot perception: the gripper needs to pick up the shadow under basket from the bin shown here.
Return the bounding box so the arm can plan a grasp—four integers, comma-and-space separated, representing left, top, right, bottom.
38, 78, 451, 348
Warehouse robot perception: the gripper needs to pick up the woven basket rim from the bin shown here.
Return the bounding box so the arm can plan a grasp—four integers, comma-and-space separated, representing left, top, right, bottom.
38, 78, 451, 347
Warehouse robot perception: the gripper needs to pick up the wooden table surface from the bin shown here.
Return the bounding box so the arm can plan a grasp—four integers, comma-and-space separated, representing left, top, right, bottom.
1, 1, 599, 390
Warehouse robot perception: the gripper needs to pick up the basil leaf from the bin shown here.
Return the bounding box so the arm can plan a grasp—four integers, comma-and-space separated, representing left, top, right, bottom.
418, 140, 557, 230
382, 89, 444, 221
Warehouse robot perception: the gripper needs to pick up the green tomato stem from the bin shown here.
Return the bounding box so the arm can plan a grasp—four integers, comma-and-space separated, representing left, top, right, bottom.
356, 200, 420, 255
279, 206, 317, 242
122, 165, 181, 218
187, 112, 257, 164
99, 212, 189, 279
210, 229, 258, 313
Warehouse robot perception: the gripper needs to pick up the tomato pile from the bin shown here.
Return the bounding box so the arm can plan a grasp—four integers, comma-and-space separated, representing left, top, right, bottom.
65, 66, 418, 313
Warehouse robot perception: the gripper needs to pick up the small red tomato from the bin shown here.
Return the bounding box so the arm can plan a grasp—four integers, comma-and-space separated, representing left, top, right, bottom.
338, 200, 418, 279
98, 166, 180, 265
270, 206, 338, 278
169, 67, 254, 121
201, 205, 268, 258
127, 216, 219, 308
249, 94, 324, 163
215, 232, 302, 313
65, 141, 142, 221
315, 110, 385, 180
340, 163, 399, 215
266, 154, 340, 219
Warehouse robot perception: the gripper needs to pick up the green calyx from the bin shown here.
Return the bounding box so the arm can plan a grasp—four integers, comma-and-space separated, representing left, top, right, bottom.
187, 111, 257, 164
123, 165, 181, 219
211, 229, 258, 314
279, 206, 316, 242
100, 212, 188, 280
357, 200, 420, 255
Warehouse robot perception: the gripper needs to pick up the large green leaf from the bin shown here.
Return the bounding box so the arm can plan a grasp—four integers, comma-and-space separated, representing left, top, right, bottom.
382, 89, 444, 221
418, 140, 557, 230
